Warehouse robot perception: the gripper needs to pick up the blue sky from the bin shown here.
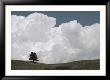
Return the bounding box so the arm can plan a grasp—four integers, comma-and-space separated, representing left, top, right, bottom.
11, 11, 100, 27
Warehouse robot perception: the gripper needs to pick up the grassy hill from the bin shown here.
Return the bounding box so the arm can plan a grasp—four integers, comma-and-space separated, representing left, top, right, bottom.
11, 59, 100, 70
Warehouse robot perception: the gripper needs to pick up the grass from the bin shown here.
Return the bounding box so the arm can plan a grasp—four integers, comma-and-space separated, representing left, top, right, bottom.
11, 59, 100, 70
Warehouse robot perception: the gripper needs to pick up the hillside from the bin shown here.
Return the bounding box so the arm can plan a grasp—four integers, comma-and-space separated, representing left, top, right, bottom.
11, 59, 100, 70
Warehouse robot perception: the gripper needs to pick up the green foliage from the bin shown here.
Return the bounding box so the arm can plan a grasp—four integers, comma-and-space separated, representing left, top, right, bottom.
11, 59, 100, 70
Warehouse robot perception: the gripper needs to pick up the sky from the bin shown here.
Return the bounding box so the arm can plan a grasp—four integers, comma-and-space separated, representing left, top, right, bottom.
11, 11, 100, 64
11, 11, 100, 27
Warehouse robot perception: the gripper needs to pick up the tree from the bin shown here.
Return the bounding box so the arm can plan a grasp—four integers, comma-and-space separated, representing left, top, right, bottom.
29, 52, 39, 63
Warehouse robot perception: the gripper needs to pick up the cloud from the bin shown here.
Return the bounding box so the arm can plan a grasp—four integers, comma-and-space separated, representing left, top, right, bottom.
11, 12, 100, 64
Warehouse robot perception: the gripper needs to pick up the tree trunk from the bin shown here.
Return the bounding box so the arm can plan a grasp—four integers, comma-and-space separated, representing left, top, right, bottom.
33, 59, 34, 63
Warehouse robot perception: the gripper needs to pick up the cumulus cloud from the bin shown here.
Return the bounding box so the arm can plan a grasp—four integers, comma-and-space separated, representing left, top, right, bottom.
11, 12, 100, 64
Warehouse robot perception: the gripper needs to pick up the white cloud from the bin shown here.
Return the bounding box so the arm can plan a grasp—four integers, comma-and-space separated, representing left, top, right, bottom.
11, 12, 100, 64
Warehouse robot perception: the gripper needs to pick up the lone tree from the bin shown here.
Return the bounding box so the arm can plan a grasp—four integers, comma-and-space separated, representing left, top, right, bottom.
29, 52, 39, 63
